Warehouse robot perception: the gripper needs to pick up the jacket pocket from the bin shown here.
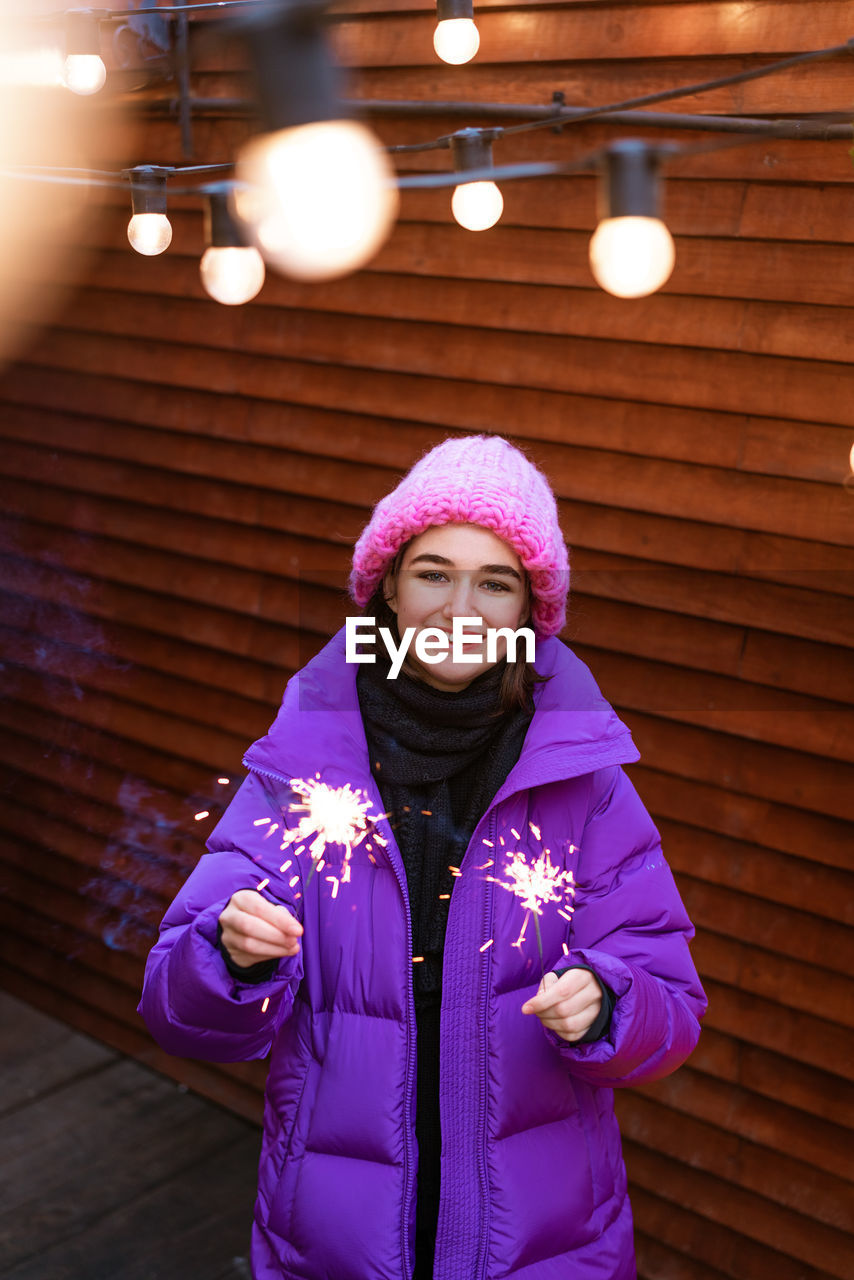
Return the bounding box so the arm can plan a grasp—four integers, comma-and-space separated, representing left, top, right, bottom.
268, 1056, 322, 1241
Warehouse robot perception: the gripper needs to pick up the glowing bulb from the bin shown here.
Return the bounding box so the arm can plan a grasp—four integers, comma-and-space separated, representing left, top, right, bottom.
234, 119, 399, 282
588, 216, 675, 298
63, 52, 106, 95
200, 246, 265, 305
452, 181, 503, 231
433, 19, 480, 64
127, 212, 172, 256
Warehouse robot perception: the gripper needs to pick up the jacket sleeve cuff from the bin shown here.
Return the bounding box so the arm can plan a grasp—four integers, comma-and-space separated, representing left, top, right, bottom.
216, 921, 279, 985
551, 963, 615, 1043
166, 899, 297, 1029
543, 947, 702, 1087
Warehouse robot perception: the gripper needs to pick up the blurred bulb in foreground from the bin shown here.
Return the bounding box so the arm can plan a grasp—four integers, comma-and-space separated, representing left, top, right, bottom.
452, 180, 503, 231
433, 18, 480, 64
234, 119, 399, 282
63, 53, 106, 95
200, 246, 265, 305
589, 216, 674, 298
127, 212, 172, 256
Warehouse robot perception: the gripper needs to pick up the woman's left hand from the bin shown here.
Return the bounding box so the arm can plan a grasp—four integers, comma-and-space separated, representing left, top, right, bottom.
521, 969, 602, 1042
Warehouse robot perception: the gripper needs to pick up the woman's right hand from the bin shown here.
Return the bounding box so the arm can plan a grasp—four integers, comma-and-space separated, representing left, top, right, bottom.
218, 890, 304, 969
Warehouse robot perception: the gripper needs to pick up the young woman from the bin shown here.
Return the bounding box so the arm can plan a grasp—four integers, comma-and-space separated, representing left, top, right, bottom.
139, 434, 706, 1280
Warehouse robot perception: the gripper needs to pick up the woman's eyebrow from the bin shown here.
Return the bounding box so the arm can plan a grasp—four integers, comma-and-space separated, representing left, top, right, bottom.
408, 553, 453, 566
408, 553, 522, 581
480, 563, 523, 581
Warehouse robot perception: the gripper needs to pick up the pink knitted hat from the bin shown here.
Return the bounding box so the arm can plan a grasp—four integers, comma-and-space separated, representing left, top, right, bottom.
349, 435, 569, 638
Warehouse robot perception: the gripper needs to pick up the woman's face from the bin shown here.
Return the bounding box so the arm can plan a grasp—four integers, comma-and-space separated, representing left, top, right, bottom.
384, 523, 530, 691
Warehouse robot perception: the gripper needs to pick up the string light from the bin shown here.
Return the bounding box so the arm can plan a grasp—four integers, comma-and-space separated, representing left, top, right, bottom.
450, 129, 503, 231
588, 140, 675, 298
126, 165, 172, 255
200, 188, 265, 305
433, 0, 479, 65
3, 23, 851, 308
231, 2, 398, 282
63, 8, 107, 95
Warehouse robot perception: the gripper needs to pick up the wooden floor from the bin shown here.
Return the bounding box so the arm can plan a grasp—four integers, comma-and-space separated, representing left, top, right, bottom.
0, 990, 262, 1280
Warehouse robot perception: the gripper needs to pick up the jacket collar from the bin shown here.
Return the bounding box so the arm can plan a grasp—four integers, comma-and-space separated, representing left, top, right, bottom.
243, 626, 639, 795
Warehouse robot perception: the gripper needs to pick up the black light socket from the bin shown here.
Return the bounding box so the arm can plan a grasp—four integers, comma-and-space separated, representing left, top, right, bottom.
436, 0, 475, 20
597, 140, 663, 221
66, 8, 104, 57
234, 1, 343, 131
450, 128, 496, 173
206, 191, 248, 248
127, 165, 170, 216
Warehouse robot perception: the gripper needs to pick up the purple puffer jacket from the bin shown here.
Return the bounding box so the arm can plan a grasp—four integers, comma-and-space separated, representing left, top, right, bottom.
139, 629, 706, 1280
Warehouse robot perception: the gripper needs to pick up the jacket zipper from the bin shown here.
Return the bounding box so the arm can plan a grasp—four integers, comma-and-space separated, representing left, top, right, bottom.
245, 759, 416, 1280
476, 810, 498, 1280
392, 824, 416, 1280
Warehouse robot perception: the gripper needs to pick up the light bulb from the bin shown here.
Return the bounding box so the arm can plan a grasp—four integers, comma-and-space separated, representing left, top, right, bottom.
433, 18, 480, 64
127, 212, 172, 256
200, 246, 266, 305
63, 52, 106, 95
588, 216, 675, 298
233, 119, 399, 282
451, 181, 503, 231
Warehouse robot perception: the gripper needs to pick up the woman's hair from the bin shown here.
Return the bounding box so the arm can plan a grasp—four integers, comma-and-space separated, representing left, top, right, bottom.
361, 544, 549, 715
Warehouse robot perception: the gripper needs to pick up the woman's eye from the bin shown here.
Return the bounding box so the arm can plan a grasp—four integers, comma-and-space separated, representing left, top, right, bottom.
419, 571, 448, 583
482, 580, 510, 592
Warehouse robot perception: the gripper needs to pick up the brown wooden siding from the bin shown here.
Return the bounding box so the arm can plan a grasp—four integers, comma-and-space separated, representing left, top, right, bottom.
1, 3, 852, 1278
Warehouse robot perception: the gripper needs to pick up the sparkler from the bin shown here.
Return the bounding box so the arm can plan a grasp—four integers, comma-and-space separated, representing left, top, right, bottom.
488, 827, 577, 981
278, 775, 385, 893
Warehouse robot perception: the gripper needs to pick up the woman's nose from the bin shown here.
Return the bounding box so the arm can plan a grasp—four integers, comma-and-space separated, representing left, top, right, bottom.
442, 577, 475, 618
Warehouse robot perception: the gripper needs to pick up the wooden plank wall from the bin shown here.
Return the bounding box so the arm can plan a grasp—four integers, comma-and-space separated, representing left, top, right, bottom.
1, 2, 852, 1277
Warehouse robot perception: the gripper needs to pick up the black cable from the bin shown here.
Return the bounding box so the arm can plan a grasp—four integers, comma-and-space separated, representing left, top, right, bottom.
388, 138, 453, 155
27, 0, 268, 23
82, 1, 268, 18
3, 163, 233, 178
0, 130, 777, 196
497, 39, 854, 138
379, 39, 854, 156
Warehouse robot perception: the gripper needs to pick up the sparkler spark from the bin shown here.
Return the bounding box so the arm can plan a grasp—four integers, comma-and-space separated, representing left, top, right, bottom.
272, 776, 388, 893
194, 810, 209, 821
261, 996, 270, 1013
488, 843, 577, 979
492, 847, 575, 917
